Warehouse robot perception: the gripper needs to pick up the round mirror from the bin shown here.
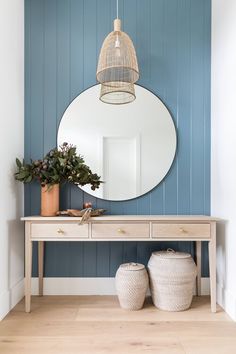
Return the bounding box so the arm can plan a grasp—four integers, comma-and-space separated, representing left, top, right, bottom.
58, 84, 177, 201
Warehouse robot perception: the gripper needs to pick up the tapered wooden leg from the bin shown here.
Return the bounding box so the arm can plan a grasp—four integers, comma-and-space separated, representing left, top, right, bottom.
196, 241, 202, 296
25, 222, 32, 313
38, 241, 44, 296
209, 222, 217, 313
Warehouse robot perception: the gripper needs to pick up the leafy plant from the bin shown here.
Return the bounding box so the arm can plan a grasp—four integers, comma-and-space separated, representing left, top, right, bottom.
15, 142, 101, 190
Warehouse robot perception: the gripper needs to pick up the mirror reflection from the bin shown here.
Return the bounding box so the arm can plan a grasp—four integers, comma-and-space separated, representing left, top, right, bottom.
58, 84, 177, 201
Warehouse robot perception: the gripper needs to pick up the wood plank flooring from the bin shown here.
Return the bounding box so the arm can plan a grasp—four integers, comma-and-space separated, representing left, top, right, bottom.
0, 296, 235, 354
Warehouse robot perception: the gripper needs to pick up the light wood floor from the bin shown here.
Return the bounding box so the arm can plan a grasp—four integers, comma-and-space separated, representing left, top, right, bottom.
0, 296, 235, 354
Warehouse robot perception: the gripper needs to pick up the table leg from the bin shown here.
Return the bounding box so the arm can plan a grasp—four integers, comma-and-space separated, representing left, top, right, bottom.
25, 222, 32, 313
38, 241, 44, 296
209, 222, 217, 313
196, 241, 202, 296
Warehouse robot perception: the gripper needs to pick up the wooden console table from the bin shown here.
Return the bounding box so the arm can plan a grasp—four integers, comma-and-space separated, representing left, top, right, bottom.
21, 215, 218, 313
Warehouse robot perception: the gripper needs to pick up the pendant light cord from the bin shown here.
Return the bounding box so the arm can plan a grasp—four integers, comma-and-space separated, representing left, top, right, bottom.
116, 0, 119, 19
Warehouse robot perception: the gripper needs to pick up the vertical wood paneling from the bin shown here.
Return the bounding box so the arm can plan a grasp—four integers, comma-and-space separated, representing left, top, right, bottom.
149, 0, 165, 215
119, 0, 140, 215
70, 0, 84, 100
136, 0, 151, 85
95, 0, 112, 215
190, 0, 205, 215
136, 0, 151, 216
69, 0, 85, 212
175, 0, 194, 258
44, 0, 57, 154
109, 242, 123, 276
30, 0, 44, 219
84, 0, 97, 87
123, 242, 138, 264
162, 0, 178, 215
96, 242, 110, 276
83, 242, 97, 277
119, 0, 138, 215
25, 0, 211, 278
24, 0, 31, 217
57, 0, 70, 122
202, 0, 211, 277
28, 0, 45, 276
67, 242, 84, 277
57, 0, 71, 212
203, 0, 211, 217
30, 0, 44, 161
54, 0, 71, 273
82, 1, 98, 278
177, 0, 191, 215
122, 3, 138, 263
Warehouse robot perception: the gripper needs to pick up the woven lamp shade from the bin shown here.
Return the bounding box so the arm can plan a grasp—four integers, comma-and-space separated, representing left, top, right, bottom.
100, 82, 135, 105
96, 19, 139, 88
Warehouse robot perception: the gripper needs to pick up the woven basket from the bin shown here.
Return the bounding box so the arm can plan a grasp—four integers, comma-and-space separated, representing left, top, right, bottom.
96, 19, 139, 87
115, 263, 148, 311
148, 249, 197, 312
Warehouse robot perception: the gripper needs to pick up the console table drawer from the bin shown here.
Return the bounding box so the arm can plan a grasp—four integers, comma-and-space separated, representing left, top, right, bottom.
152, 223, 210, 239
31, 222, 89, 239
91, 223, 150, 239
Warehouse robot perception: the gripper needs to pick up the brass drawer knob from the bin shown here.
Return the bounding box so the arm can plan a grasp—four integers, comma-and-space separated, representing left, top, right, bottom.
57, 228, 65, 234
117, 228, 125, 234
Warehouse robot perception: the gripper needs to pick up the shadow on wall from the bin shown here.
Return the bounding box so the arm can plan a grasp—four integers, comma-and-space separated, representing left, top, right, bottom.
7, 220, 24, 308
6, 174, 24, 314
216, 221, 226, 303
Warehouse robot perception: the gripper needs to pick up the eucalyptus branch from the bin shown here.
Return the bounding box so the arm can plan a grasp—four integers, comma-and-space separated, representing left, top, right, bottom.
15, 142, 102, 190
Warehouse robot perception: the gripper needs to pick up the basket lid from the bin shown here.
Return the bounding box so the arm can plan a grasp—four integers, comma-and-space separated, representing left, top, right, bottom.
119, 262, 145, 271
152, 249, 191, 259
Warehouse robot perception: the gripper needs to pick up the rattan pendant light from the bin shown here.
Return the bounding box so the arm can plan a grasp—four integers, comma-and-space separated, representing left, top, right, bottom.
96, 18, 139, 87
100, 83, 136, 105
96, 0, 139, 104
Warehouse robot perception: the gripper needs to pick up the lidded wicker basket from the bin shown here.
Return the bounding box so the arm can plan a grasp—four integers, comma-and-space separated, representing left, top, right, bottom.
115, 263, 148, 311
148, 249, 197, 312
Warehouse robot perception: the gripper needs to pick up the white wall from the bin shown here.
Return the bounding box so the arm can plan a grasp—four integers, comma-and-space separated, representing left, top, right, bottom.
0, 0, 24, 320
212, 0, 236, 321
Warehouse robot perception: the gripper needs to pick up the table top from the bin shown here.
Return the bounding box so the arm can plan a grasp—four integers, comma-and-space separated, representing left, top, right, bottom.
21, 215, 219, 222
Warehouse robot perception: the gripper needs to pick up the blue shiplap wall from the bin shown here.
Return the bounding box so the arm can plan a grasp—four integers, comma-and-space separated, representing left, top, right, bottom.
25, 0, 211, 277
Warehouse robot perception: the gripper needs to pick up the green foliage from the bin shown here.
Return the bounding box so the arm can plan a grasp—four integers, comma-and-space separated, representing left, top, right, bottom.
15, 143, 101, 190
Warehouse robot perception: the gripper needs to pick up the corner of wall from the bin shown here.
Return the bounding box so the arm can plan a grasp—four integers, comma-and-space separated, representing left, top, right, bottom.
0, 0, 25, 320
212, 0, 236, 322
0, 279, 25, 321
217, 283, 236, 321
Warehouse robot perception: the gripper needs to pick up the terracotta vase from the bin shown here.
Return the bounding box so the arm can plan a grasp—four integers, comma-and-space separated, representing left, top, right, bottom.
41, 184, 59, 216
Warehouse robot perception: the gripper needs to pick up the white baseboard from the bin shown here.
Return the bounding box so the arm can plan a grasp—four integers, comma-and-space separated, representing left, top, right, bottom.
31, 277, 117, 295
0, 278, 24, 320
0, 277, 209, 320
200, 277, 211, 295
217, 283, 236, 321
31, 277, 210, 296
